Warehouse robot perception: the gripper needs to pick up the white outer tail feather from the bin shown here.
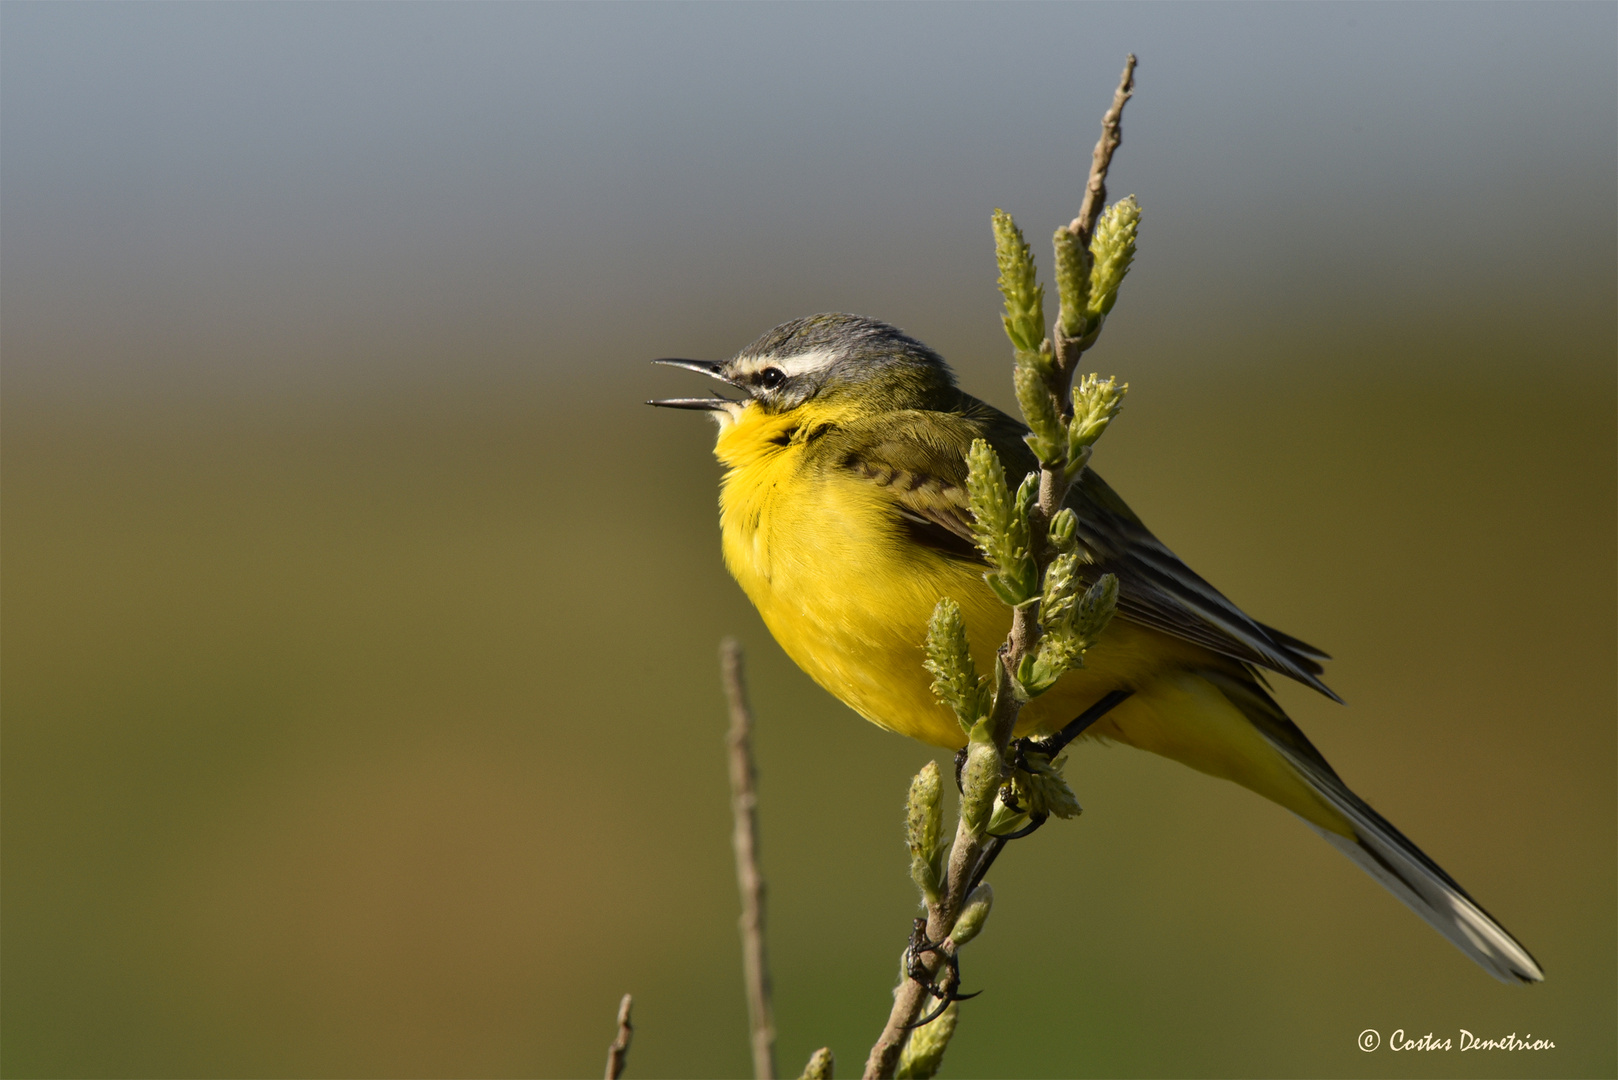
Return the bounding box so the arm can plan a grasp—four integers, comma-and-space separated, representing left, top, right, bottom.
1266, 736, 1545, 984
1304, 824, 1543, 984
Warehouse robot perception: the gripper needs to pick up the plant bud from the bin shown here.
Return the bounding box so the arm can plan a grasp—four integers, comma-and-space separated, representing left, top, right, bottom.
1014, 363, 1065, 465
967, 440, 1037, 605
1040, 553, 1082, 632
1013, 750, 1083, 820
800, 1046, 834, 1080
1075, 573, 1120, 644
906, 762, 945, 903
950, 883, 994, 947
992, 209, 1046, 355
1048, 508, 1078, 552
923, 598, 984, 731
958, 738, 1002, 837
1053, 225, 1093, 341
1087, 195, 1140, 320
895, 1002, 958, 1080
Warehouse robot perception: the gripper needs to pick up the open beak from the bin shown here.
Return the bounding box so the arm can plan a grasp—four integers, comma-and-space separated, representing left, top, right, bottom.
647, 358, 746, 410
647, 396, 738, 411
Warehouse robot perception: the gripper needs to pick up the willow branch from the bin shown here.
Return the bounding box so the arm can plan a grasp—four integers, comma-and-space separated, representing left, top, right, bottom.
863, 55, 1138, 1080
723, 639, 778, 1080
604, 994, 634, 1080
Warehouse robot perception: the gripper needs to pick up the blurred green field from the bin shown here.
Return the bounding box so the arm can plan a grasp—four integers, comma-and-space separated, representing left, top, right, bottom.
5, 4, 1614, 1075
4, 345, 1612, 1077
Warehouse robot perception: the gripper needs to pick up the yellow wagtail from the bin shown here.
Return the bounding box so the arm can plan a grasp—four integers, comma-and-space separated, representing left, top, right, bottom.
651, 312, 1542, 984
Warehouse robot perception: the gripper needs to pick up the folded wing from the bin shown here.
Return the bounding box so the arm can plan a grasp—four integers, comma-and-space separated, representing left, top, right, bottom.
829, 398, 1340, 699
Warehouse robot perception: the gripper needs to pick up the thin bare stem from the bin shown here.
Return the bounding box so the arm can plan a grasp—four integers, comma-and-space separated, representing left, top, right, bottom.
1068, 54, 1137, 246
604, 994, 634, 1080
1053, 54, 1137, 386
723, 639, 778, 1080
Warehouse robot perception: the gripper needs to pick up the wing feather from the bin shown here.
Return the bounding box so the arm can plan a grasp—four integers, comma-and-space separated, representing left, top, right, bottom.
824, 398, 1338, 698
1070, 468, 1341, 699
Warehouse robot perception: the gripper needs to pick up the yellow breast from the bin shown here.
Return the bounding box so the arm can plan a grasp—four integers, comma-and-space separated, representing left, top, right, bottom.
713, 404, 1197, 749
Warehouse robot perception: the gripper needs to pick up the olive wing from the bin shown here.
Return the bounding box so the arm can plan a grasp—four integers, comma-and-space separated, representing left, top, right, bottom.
828, 402, 1338, 699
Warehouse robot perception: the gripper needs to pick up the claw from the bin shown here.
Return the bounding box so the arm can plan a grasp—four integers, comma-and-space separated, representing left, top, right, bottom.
906, 995, 955, 1029
903, 923, 977, 1017
999, 782, 1025, 815
898, 691, 1136, 1033
979, 689, 1134, 847
901, 941, 981, 1029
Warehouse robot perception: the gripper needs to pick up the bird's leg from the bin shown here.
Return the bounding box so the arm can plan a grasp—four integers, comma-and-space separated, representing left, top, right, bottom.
987, 755, 1051, 841
904, 703, 1145, 1031
903, 918, 942, 984
984, 690, 1135, 848
964, 836, 1008, 896
1029, 688, 1134, 758
937, 695, 1139, 1002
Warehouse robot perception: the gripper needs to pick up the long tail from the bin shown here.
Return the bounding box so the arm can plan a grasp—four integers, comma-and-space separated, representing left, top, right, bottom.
1208, 672, 1545, 984
1283, 749, 1545, 983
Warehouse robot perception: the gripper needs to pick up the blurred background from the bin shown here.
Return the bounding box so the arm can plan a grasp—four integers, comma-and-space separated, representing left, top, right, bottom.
3, 4, 1613, 1077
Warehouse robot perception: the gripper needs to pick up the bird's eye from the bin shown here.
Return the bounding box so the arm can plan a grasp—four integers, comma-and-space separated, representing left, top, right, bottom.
757, 367, 786, 390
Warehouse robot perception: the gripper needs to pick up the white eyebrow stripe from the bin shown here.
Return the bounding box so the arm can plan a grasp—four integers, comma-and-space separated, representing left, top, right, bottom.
753, 349, 840, 379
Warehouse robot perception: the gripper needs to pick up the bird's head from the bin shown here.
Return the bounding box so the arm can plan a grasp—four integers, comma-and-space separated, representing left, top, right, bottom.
648, 313, 957, 431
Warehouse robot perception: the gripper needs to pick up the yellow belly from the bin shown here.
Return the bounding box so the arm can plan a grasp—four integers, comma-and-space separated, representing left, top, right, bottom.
716, 425, 1351, 836
722, 449, 1184, 742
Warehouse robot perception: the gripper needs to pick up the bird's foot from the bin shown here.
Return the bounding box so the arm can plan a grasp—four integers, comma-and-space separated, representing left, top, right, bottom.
902, 918, 981, 1029
984, 737, 1054, 841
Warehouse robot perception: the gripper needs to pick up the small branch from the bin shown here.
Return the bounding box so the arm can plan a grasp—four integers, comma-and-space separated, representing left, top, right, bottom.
723, 639, 778, 1080
1054, 54, 1137, 385
1069, 54, 1137, 246
863, 955, 936, 1079
604, 994, 634, 1080
1049, 55, 1136, 504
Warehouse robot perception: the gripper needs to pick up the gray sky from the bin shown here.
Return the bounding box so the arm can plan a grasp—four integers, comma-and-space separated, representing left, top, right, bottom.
4, 2, 1613, 397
